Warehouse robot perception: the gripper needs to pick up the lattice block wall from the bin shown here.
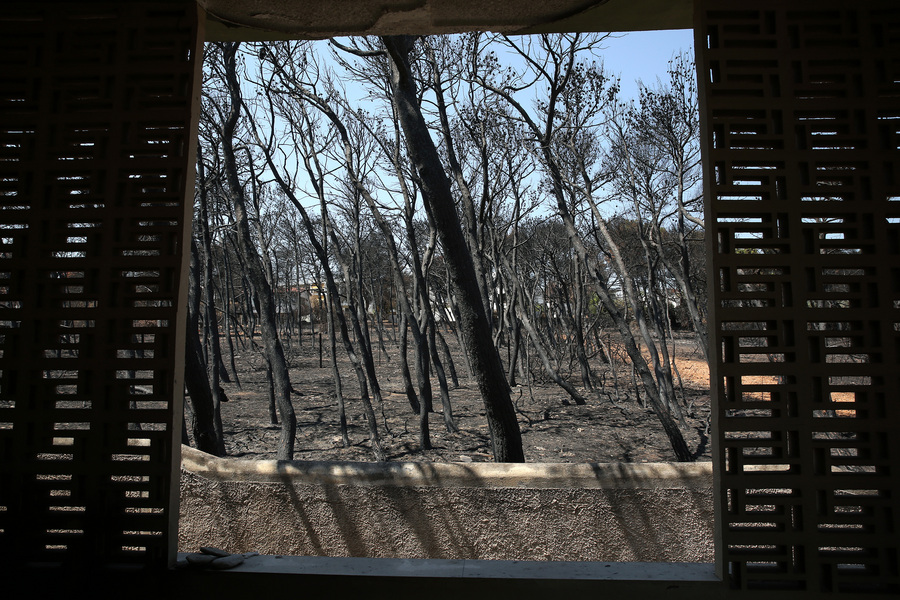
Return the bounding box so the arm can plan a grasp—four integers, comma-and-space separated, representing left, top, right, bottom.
0, 2, 199, 567
699, 2, 900, 594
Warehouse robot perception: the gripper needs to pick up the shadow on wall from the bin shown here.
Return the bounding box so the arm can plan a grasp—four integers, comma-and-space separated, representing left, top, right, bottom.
178, 445, 713, 561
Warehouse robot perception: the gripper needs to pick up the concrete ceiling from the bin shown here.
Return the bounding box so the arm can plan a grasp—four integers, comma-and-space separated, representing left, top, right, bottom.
200, 0, 693, 41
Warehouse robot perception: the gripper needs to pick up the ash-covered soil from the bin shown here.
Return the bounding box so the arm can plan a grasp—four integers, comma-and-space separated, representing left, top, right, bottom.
196, 329, 712, 464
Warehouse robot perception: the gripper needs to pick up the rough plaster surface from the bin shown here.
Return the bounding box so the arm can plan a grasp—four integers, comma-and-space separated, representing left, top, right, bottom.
179, 447, 713, 562
199, 0, 692, 40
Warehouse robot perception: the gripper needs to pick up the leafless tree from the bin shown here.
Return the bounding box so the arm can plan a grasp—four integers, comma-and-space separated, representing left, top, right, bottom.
471, 33, 693, 460
204, 42, 297, 460
381, 35, 524, 462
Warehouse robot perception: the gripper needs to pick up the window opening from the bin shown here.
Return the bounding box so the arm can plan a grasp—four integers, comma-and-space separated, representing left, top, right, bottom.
180, 28, 711, 564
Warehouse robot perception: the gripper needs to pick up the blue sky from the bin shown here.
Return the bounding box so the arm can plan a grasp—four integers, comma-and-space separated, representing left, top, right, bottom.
232, 30, 698, 213
598, 29, 694, 98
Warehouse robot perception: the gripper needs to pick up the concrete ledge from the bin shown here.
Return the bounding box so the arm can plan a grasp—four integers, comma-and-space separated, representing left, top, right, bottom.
168, 558, 723, 600
181, 445, 713, 488
191, 554, 718, 580
179, 446, 714, 562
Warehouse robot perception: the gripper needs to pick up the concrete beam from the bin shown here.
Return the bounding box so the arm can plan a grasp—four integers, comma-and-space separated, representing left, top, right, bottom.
200, 0, 692, 41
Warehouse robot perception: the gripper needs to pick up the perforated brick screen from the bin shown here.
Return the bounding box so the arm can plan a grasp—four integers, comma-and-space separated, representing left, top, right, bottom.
698, 1, 900, 593
0, 2, 199, 567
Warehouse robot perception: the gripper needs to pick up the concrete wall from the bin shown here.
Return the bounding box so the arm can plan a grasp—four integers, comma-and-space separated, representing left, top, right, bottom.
179, 445, 714, 562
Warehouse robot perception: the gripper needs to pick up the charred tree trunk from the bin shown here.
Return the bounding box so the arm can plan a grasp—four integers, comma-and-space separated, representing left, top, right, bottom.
322, 234, 349, 447
435, 327, 459, 388
398, 312, 421, 414
185, 237, 225, 456
196, 146, 230, 428
220, 42, 296, 460
383, 35, 523, 462
427, 320, 458, 432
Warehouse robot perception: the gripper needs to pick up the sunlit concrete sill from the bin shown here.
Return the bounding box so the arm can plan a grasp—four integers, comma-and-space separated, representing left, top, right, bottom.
180, 445, 713, 488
